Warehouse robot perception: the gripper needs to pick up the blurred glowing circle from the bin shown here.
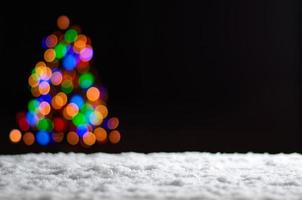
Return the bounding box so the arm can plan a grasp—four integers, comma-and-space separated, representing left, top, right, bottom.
63, 54, 77, 70
31, 87, 40, 97
52, 132, 64, 143
64, 103, 79, 119
61, 80, 73, 94
36, 131, 50, 146
18, 117, 29, 131
76, 61, 90, 73
89, 111, 103, 126
109, 130, 121, 144
28, 74, 39, 88
83, 132, 96, 146
38, 94, 52, 103
53, 117, 66, 132
95, 105, 108, 118
57, 15, 70, 30
26, 112, 39, 126
38, 81, 50, 95
45, 34, 58, 48
70, 95, 84, 108
80, 46, 93, 62
107, 117, 119, 130
67, 131, 79, 145
52, 92, 67, 109
65, 29, 78, 43
23, 132, 35, 146
73, 35, 87, 53
79, 73, 94, 89
9, 129, 22, 143
37, 118, 52, 131
86, 87, 100, 102
44, 49, 56, 62
35, 61, 47, 68
51, 71, 63, 85
39, 101, 51, 115
28, 99, 39, 112
94, 127, 107, 143
54, 43, 67, 59
76, 125, 88, 137
72, 113, 87, 126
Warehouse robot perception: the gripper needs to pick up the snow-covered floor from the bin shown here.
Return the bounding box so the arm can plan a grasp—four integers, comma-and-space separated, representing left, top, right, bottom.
0, 153, 302, 200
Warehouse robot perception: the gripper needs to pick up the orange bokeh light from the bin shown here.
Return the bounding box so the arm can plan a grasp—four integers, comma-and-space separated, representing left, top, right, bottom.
109, 130, 121, 144
57, 15, 70, 30
94, 127, 107, 143
83, 132, 96, 146
95, 105, 108, 118
67, 131, 79, 145
45, 34, 58, 48
39, 101, 51, 115
23, 132, 35, 146
9, 129, 22, 143
38, 81, 50, 95
86, 87, 100, 102
63, 103, 79, 119
51, 71, 63, 86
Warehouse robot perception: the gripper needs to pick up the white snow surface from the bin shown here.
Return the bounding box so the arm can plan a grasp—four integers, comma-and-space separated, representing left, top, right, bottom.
0, 152, 302, 200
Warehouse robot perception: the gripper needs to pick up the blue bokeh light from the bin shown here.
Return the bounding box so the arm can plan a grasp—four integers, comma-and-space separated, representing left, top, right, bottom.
36, 131, 50, 146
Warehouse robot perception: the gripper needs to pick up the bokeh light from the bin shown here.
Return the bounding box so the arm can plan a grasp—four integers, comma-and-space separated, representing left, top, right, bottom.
63, 103, 79, 119
65, 29, 78, 43
80, 46, 93, 62
63, 54, 77, 70
67, 131, 79, 145
54, 43, 67, 59
39, 101, 51, 116
44, 49, 56, 62
23, 132, 35, 146
57, 15, 70, 30
61, 79, 73, 94
79, 73, 94, 89
94, 127, 107, 143
70, 95, 84, 109
83, 131, 96, 146
9, 129, 22, 143
52, 132, 64, 143
36, 131, 50, 145
51, 71, 63, 85
109, 130, 121, 144
38, 81, 50, 95
107, 117, 119, 130
51, 92, 68, 109
86, 87, 100, 102
45, 34, 58, 48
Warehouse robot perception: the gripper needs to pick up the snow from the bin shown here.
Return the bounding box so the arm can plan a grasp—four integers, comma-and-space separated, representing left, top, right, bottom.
0, 152, 302, 200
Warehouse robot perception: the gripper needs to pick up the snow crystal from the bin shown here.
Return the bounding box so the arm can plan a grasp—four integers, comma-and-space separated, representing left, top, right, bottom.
0, 152, 302, 200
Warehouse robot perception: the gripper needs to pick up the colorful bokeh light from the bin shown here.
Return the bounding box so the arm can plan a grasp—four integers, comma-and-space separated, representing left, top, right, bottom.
10, 15, 121, 147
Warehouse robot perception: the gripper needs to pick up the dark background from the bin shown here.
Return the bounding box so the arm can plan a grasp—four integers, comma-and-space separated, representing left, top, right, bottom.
0, 0, 300, 153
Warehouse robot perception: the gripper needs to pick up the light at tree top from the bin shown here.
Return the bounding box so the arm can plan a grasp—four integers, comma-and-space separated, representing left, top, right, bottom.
9, 15, 121, 147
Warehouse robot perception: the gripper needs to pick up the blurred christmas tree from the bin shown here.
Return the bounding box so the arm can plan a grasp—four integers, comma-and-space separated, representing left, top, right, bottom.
9, 15, 121, 148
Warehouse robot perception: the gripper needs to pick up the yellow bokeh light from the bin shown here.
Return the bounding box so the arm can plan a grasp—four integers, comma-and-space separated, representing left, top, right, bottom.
28, 74, 39, 88
94, 127, 107, 143
57, 15, 70, 30
95, 105, 108, 118
44, 49, 56, 62
39, 101, 51, 116
35, 61, 47, 68
86, 87, 100, 102
89, 111, 103, 126
9, 129, 22, 143
67, 131, 79, 145
83, 132, 96, 146
23, 132, 35, 146
109, 130, 121, 144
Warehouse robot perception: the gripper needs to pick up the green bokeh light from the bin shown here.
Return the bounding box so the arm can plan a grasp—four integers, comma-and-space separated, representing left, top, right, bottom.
37, 118, 53, 131
79, 73, 94, 89
72, 113, 87, 126
28, 99, 39, 112
64, 29, 78, 43
54, 43, 67, 59
61, 80, 73, 94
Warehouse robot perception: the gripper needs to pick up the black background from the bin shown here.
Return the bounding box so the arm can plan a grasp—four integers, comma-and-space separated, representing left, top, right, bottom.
0, 0, 300, 154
